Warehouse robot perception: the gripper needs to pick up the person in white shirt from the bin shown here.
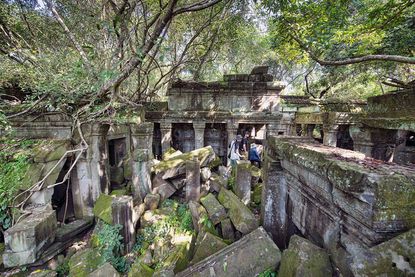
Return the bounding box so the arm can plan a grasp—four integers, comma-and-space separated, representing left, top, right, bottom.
229, 134, 243, 169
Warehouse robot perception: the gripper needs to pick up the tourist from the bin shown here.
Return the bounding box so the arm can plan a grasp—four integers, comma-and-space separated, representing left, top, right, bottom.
239, 132, 250, 158
248, 143, 261, 168
229, 134, 243, 168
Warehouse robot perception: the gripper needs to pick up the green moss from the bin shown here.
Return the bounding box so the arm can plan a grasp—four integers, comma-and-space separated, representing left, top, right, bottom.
93, 194, 114, 224
110, 189, 127, 197
68, 248, 105, 277
128, 261, 154, 277
153, 146, 214, 173
253, 184, 263, 205
191, 232, 227, 265
279, 236, 332, 277
375, 173, 415, 227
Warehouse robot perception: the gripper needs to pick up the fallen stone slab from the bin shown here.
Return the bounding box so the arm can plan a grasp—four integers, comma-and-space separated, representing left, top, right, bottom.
144, 193, 160, 210
163, 148, 183, 160
90, 262, 120, 277
55, 216, 94, 242
208, 172, 227, 192
200, 193, 227, 225
153, 146, 216, 179
129, 260, 154, 277
191, 231, 227, 265
235, 160, 252, 205
217, 188, 259, 234
220, 218, 235, 242
351, 228, 415, 276
186, 157, 201, 202
279, 235, 333, 277
4, 209, 57, 253
68, 248, 105, 277
93, 194, 114, 224
152, 173, 177, 201
3, 209, 57, 268
176, 227, 281, 277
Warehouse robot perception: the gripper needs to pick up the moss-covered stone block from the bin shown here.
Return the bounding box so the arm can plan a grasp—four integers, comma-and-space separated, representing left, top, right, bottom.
200, 193, 227, 225
279, 235, 333, 277
253, 184, 263, 205
217, 188, 258, 234
110, 189, 128, 197
191, 232, 227, 265
93, 194, 114, 224
68, 248, 105, 277
351, 229, 415, 276
128, 261, 154, 277
33, 140, 70, 163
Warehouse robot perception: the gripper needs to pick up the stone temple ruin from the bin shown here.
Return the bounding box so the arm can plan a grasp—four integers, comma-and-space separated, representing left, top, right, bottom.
0, 66, 414, 276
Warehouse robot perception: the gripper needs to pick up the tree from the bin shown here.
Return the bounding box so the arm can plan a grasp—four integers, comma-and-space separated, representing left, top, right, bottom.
0, 0, 236, 120
260, 0, 415, 98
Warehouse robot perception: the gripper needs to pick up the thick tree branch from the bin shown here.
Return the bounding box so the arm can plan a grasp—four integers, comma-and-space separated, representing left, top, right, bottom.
45, 0, 94, 73
289, 32, 415, 65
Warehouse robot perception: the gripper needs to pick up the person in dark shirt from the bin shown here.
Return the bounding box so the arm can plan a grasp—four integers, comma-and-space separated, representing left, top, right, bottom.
248, 143, 261, 168
239, 132, 250, 157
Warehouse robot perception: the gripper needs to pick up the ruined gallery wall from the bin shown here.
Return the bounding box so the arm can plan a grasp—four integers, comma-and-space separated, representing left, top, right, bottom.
261, 136, 415, 275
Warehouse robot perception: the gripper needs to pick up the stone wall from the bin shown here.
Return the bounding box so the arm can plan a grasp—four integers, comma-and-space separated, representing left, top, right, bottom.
261, 136, 415, 275
0, 113, 72, 139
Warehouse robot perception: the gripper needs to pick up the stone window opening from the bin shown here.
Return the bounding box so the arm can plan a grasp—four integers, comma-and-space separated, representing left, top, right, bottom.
336, 125, 354, 150
406, 132, 415, 147
172, 123, 195, 152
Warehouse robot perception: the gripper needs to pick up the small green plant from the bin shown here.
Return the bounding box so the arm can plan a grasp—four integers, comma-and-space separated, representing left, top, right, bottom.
96, 223, 129, 273
258, 268, 277, 277
56, 260, 70, 277
228, 175, 236, 192
0, 138, 34, 230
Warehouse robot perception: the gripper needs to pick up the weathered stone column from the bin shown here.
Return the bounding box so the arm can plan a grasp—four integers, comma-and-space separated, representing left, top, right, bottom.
73, 123, 110, 217
193, 122, 206, 150
160, 122, 172, 154
131, 149, 151, 204
261, 159, 289, 249
323, 124, 339, 147
130, 123, 153, 204
235, 160, 252, 205
131, 122, 154, 158
112, 196, 135, 254
186, 156, 201, 202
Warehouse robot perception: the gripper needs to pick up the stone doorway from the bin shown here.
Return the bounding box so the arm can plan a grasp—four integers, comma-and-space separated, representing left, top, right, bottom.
108, 138, 127, 189
152, 123, 162, 160
204, 123, 227, 164
52, 159, 75, 223
172, 123, 195, 152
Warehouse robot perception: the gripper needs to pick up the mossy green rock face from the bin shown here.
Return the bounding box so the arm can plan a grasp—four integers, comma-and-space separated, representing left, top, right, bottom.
163, 148, 183, 160
351, 229, 415, 276
68, 248, 105, 277
200, 193, 227, 225
110, 189, 128, 197
217, 188, 259, 234
128, 261, 154, 277
279, 235, 333, 277
253, 184, 263, 205
93, 194, 113, 224
191, 232, 227, 265
33, 140, 70, 163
